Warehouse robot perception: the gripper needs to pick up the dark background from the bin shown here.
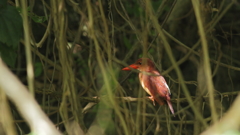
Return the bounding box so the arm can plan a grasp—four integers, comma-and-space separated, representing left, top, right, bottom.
1, 0, 240, 135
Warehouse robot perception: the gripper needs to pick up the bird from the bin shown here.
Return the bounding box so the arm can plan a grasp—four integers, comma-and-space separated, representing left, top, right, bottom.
122, 58, 175, 116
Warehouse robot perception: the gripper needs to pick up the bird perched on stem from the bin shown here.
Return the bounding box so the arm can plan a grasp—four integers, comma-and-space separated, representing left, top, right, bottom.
122, 58, 175, 116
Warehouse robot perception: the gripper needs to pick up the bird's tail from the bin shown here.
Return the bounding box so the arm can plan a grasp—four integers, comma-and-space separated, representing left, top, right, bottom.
167, 100, 175, 117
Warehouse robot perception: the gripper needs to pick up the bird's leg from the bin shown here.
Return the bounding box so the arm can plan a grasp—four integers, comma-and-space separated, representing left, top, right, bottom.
149, 96, 155, 106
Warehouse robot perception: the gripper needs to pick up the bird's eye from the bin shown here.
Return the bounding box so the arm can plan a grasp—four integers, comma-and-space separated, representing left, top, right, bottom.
137, 62, 142, 65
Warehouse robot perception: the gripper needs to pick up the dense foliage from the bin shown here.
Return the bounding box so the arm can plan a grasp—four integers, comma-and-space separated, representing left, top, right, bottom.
1, 0, 240, 135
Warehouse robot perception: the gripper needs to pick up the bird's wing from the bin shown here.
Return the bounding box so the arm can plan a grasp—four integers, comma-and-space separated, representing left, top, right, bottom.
141, 71, 171, 103
150, 71, 171, 95
143, 71, 174, 115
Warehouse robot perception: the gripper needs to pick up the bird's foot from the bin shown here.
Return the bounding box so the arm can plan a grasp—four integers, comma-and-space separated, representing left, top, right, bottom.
149, 96, 156, 106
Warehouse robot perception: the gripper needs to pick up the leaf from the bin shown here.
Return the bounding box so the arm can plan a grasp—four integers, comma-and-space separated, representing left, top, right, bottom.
30, 13, 47, 23
34, 62, 43, 77
0, 42, 17, 68
17, 6, 47, 23
123, 36, 131, 49
0, 0, 7, 8
0, 4, 22, 48
148, 48, 155, 53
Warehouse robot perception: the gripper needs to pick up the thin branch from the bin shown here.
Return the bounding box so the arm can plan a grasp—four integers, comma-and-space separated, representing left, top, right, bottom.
145, 0, 208, 128
61, 91, 239, 105
162, 30, 240, 72
191, 0, 218, 123
20, 0, 35, 96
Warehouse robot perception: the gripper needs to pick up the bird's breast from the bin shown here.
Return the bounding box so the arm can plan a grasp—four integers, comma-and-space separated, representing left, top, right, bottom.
139, 73, 152, 96
140, 80, 152, 96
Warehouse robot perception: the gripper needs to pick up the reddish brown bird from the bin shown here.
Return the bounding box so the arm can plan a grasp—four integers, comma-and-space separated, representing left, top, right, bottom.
122, 58, 175, 116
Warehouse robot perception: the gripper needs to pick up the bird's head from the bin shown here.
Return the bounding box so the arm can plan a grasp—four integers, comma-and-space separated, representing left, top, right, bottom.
122, 58, 156, 72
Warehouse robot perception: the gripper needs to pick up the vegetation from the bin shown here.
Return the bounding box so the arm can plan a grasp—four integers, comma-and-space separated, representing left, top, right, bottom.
0, 0, 240, 135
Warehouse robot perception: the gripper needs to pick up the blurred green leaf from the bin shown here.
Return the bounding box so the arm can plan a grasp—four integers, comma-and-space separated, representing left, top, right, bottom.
30, 14, 47, 23
128, 78, 135, 83
0, 4, 22, 48
152, 0, 163, 12
17, 6, 47, 23
150, 30, 156, 36
0, 0, 7, 8
123, 36, 131, 49
125, 3, 140, 17
0, 42, 17, 68
34, 62, 43, 77
149, 48, 155, 53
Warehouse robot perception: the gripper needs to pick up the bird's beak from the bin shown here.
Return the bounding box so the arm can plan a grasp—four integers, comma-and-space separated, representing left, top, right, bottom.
122, 64, 139, 70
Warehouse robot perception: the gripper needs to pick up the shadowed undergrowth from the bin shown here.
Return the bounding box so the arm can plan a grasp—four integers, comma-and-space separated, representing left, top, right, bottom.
0, 0, 240, 135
